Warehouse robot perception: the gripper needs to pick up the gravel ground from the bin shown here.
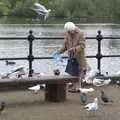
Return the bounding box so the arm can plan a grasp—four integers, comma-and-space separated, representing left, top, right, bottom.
0, 85, 120, 120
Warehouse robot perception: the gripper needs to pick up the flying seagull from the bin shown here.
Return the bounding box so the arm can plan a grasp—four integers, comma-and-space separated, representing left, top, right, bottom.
100, 91, 113, 104
32, 2, 51, 20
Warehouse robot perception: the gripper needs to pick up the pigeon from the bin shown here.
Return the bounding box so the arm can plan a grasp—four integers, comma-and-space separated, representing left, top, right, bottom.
53, 69, 60, 76
84, 97, 99, 112
100, 91, 113, 104
80, 93, 87, 104
0, 102, 6, 113
32, 3, 51, 20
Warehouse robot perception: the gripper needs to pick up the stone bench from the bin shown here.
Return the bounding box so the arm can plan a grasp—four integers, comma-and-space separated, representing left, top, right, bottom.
0, 75, 79, 102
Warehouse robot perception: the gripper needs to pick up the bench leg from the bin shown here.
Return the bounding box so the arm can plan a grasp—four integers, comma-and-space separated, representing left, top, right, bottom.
45, 83, 66, 102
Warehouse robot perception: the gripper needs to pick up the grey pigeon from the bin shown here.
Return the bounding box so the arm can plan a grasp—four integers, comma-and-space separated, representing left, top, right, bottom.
0, 102, 6, 112
100, 91, 113, 104
80, 93, 87, 104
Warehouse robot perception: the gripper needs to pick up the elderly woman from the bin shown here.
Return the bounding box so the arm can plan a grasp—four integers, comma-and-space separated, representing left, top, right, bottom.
59, 22, 86, 90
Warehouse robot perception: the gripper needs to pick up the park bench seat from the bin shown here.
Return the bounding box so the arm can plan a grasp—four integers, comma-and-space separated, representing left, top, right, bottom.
0, 75, 79, 102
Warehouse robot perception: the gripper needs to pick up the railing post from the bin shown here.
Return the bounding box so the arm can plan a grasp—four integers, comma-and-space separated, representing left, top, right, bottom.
27, 30, 34, 77
96, 30, 103, 75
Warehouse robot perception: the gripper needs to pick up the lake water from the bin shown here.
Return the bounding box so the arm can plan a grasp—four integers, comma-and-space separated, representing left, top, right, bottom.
0, 22, 120, 75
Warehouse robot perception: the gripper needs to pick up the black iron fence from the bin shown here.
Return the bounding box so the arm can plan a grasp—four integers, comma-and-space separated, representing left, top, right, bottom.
0, 30, 120, 77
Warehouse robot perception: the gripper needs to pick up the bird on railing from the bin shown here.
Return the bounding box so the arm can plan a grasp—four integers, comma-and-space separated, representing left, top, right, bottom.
32, 2, 51, 21
5, 60, 16, 65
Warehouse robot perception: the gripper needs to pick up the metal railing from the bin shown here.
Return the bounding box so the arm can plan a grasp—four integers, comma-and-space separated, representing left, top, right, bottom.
0, 30, 120, 77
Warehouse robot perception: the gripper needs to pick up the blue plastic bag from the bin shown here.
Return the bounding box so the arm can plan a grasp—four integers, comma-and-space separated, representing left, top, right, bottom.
52, 51, 63, 66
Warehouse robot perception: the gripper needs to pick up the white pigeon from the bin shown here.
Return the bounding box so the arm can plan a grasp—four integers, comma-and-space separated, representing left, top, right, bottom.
76, 87, 94, 93
93, 78, 111, 87
32, 3, 51, 20
28, 84, 40, 93
84, 97, 98, 112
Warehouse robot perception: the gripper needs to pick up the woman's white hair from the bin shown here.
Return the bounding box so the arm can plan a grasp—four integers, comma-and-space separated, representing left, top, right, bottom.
64, 22, 76, 31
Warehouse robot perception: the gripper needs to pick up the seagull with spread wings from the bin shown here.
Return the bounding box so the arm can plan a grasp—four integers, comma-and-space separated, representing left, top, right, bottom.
32, 2, 51, 20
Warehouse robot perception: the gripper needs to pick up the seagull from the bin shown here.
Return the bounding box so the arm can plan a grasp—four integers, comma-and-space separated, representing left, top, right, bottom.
28, 84, 40, 93
76, 87, 94, 93
0, 72, 10, 79
28, 84, 45, 93
84, 97, 99, 112
11, 65, 25, 73
8, 65, 25, 78
93, 78, 111, 87
100, 91, 113, 104
32, 2, 51, 20
84, 69, 99, 84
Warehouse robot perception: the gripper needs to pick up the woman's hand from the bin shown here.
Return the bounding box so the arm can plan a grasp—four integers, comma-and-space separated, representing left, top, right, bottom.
68, 47, 76, 52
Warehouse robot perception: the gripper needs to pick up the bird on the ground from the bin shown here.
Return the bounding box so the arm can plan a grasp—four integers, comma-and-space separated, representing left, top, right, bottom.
5, 60, 16, 65
0, 102, 6, 113
28, 84, 45, 93
84, 69, 99, 84
80, 93, 87, 104
76, 87, 94, 93
32, 2, 51, 21
28, 84, 40, 93
93, 78, 111, 87
84, 97, 99, 112
100, 90, 113, 104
